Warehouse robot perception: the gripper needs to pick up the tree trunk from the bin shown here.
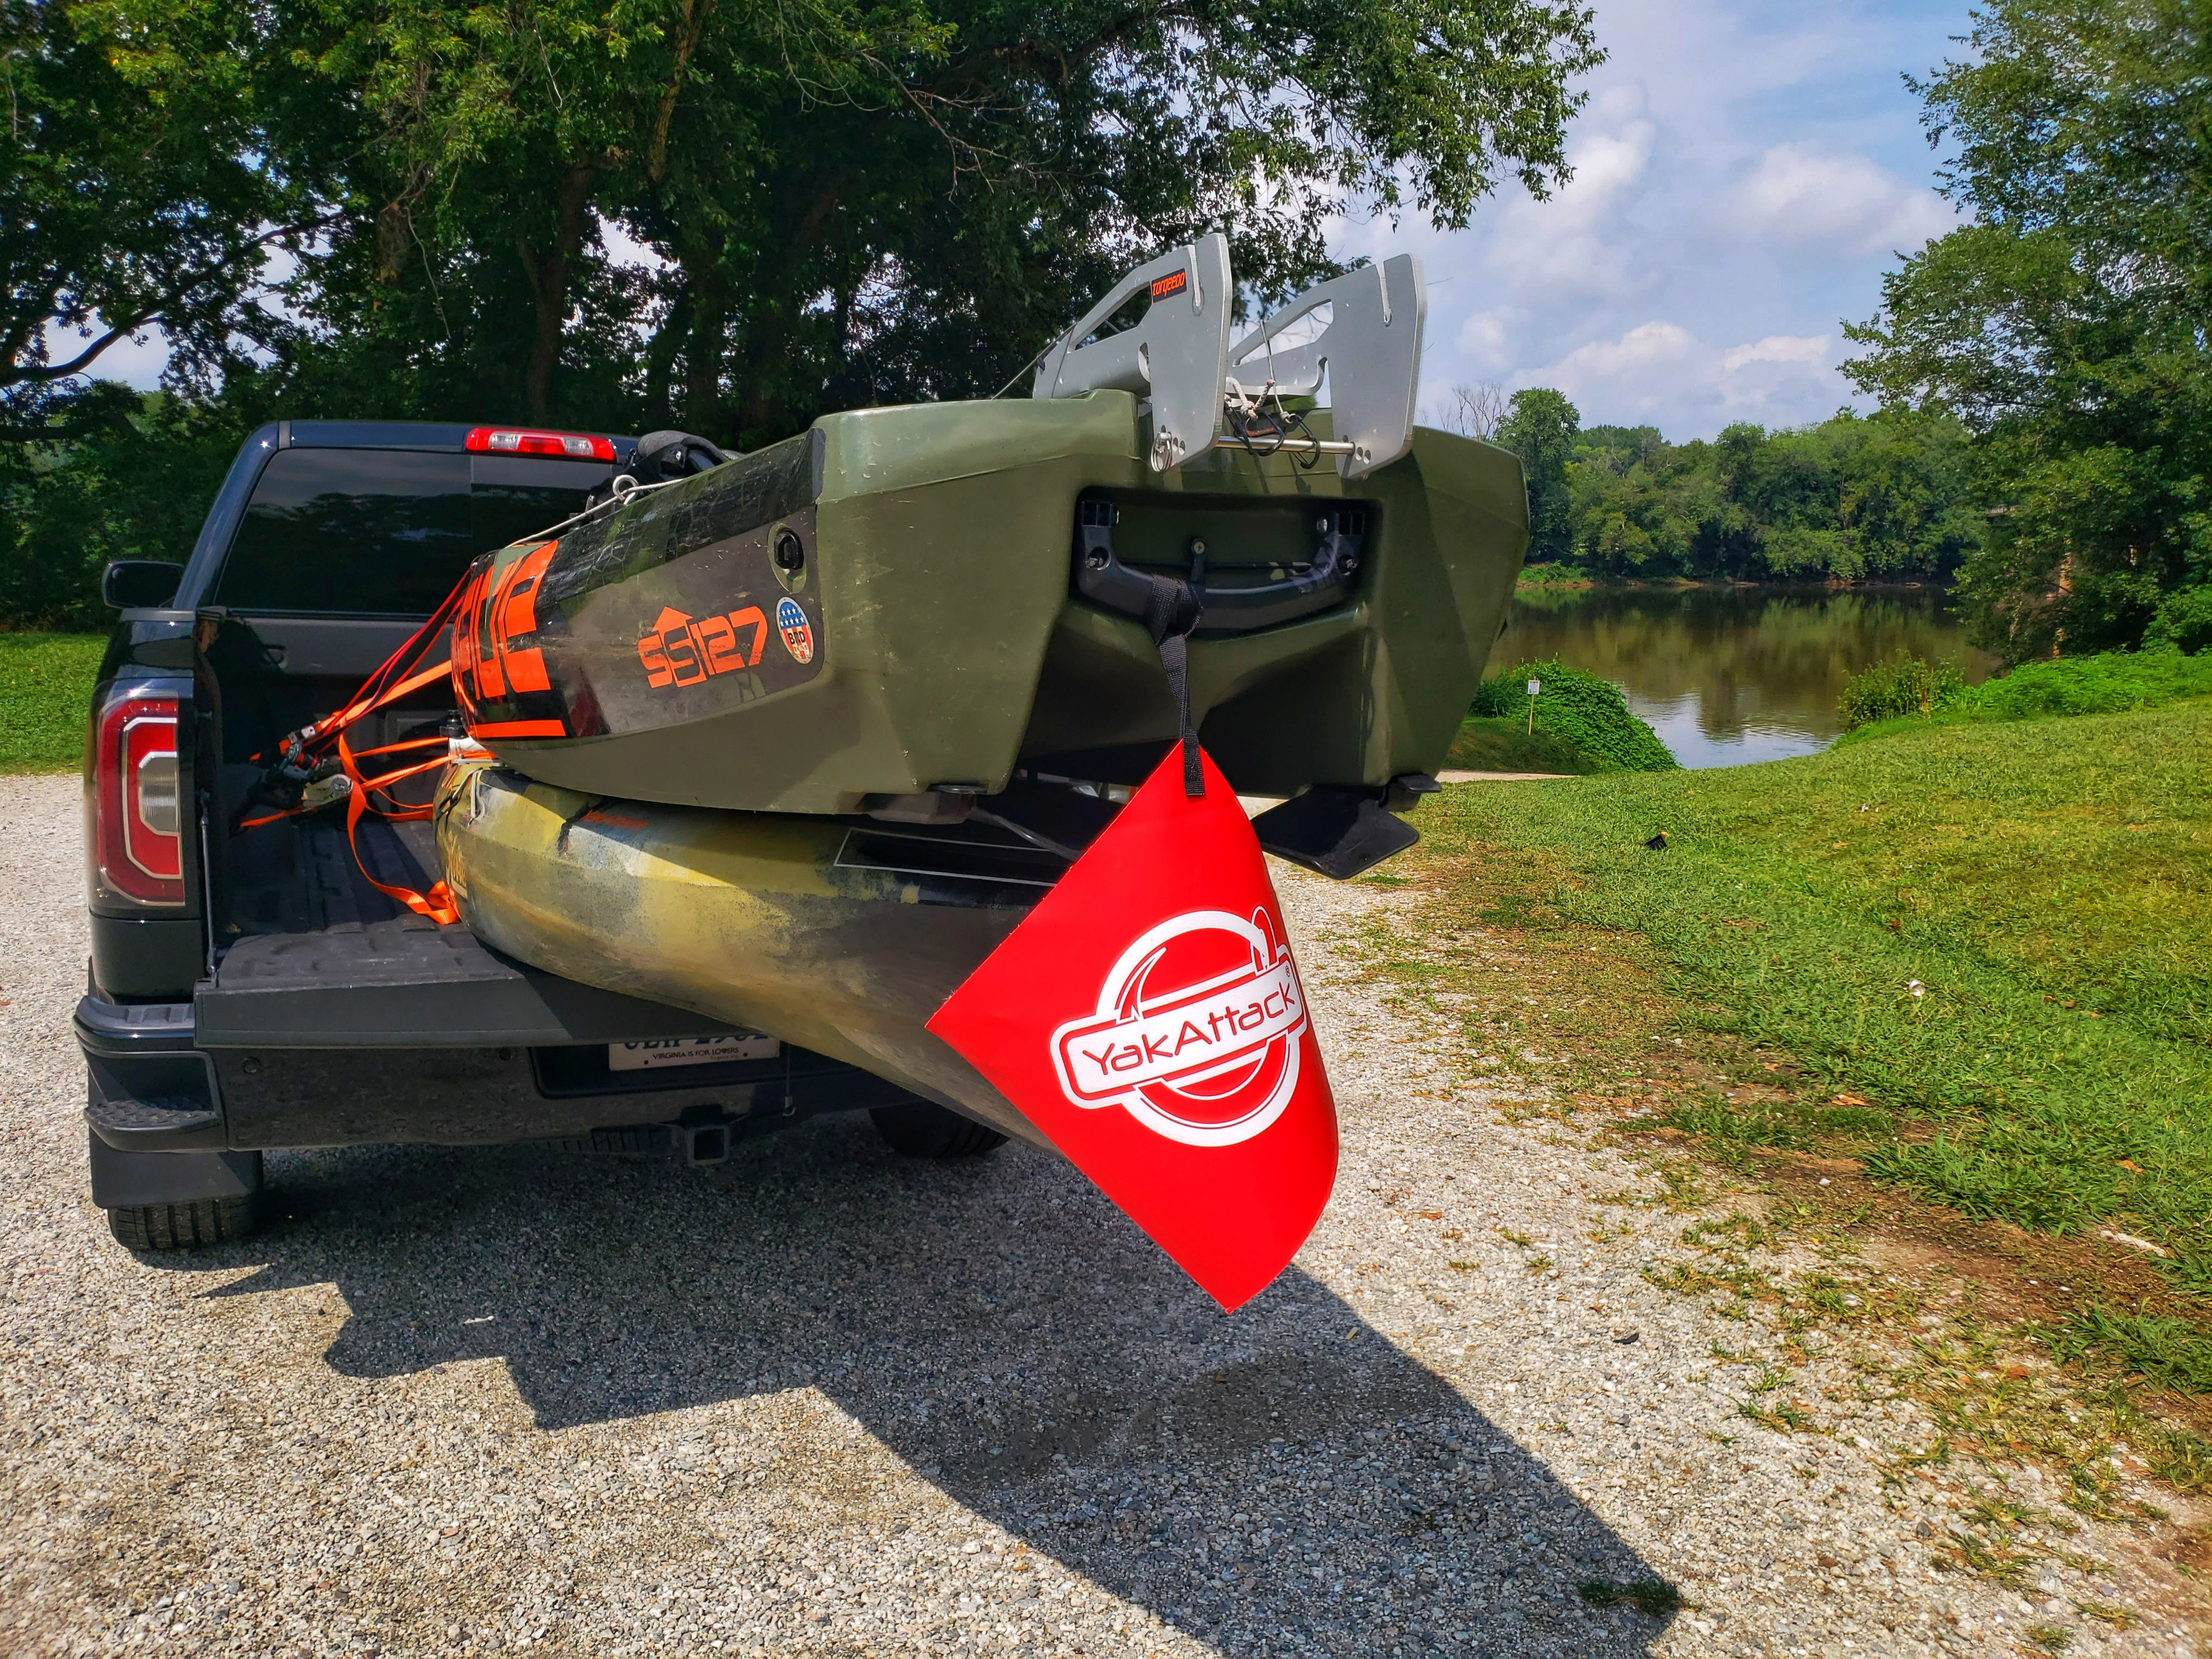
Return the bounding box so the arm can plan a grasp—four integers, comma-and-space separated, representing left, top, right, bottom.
732, 176, 844, 443
518, 161, 599, 424
736, 303, 786, 441
679, 246, 727, 439
642, 284, 693, 431
647, 0, 707, 187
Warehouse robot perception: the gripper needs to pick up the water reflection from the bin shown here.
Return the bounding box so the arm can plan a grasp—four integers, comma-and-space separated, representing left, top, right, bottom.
1499, 585, 1998, 769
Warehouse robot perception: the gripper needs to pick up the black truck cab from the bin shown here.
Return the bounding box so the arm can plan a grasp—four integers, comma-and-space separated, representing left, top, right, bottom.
78, 421, 930, 1250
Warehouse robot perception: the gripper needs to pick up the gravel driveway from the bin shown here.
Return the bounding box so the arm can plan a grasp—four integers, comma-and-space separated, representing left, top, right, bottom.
3, 771, 2207, 1657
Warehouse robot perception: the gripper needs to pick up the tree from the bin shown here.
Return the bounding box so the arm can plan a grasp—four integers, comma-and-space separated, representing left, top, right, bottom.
7, 0, 1610, 624
127, 0, 1607, 447
1439, 381, 1506, 440
1528, 403, 1983, 584
1497, 386, 1579, 562
0, 0, 316, 435
1844, 0, 2212, 661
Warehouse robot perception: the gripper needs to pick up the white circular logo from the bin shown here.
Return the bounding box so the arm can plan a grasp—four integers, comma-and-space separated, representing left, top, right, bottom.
1048, 907, 1310, 1147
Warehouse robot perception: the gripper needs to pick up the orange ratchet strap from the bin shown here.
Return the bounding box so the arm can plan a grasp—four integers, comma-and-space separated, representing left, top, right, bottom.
231, 574, 472, 923
336, 728, 461, 925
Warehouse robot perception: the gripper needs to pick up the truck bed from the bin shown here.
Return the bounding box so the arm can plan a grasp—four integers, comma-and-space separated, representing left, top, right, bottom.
205, 780, 745, 1048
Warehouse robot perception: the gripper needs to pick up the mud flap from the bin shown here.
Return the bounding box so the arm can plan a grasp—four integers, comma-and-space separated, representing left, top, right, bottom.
1250, 786, 1422, 880
87, 1134, 262, 1209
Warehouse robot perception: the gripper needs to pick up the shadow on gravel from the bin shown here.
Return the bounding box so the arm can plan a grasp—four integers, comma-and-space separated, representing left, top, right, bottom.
170, 1114, 1672, 1656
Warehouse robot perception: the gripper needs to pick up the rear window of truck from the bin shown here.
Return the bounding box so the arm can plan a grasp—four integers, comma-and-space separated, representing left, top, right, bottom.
212, 448, 609, 616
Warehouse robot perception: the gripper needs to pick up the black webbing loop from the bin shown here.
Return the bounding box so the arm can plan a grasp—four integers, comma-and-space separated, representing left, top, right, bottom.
1142, 574, 1204, 796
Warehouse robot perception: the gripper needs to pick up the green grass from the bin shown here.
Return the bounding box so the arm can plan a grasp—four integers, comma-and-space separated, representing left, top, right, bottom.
0, 633, 105, 772
1446, 716, 1605, 774
1407, 698, 2212, 1294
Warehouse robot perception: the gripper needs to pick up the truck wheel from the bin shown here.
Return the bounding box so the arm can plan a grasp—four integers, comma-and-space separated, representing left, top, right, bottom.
870, 1100, 1007, 1159
105, 1194, 261, 1251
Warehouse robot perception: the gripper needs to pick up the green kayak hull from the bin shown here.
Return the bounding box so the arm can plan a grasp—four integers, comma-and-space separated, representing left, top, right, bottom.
454, 395, 1526, 814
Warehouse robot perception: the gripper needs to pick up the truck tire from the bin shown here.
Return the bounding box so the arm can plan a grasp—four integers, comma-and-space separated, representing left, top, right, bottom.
105, 1194, 261, 1251
870, 1099, 1007, 1159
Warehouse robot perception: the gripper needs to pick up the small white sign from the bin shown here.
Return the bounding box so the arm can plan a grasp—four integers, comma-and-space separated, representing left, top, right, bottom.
1527, 678, 1542, 697
608, 1035, 779, 1071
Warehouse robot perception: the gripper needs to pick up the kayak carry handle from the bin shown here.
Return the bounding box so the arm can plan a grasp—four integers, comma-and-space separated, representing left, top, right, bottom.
1071, 489, 1370, 637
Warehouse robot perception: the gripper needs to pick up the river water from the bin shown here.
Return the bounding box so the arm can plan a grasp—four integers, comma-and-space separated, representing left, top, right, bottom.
1494, 584, 1999, 769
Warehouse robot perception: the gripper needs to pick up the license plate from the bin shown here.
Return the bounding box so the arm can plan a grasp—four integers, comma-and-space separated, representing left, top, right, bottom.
608, 1035, 779, 1071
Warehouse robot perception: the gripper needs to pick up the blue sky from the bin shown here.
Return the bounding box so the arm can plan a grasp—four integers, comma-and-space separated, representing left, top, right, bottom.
1341, 0, 1974, 439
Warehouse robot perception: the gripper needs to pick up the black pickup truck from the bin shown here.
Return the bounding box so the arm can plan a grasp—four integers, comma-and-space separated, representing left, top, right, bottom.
79, 420, 986, 1251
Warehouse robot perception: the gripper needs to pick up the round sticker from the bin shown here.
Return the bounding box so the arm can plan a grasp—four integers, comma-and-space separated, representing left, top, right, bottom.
775, 595, 815, 665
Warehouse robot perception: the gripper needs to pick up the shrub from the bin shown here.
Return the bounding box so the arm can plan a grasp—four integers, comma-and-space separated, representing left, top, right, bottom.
1469, 658, 1677, 771
1968, 648, 2212, 720
1514, 561, 1588, 589
2144, 584, 2212, 656
1839, 646, 2212, 742
1838, 651, 1969, 729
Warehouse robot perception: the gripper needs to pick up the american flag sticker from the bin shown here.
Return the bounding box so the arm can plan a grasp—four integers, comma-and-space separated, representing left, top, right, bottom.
775, 595, 816, 665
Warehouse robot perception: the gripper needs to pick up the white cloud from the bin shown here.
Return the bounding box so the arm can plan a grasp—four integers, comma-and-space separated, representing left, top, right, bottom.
1479, 89, 1661, 304
1525, 321, 1848, 427
42, 318, 172, 390
1454, 309, 1509, 366
1720, 334, 1829, 371
1723, 143, 1954, 255
1355, 0, 1967, 437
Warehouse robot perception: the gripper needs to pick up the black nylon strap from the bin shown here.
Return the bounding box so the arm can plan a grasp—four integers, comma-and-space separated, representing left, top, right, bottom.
1142, 574, 1204, 796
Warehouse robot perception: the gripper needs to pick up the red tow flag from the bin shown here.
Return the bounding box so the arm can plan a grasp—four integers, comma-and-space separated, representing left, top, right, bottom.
927, 746, 1339, 1311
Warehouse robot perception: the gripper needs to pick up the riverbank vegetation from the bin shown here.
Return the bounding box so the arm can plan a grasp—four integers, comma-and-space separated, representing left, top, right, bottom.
1477, 1, 2212, 667
1400, 693, 2212, 1393
1449, 659, 1675, 775
1843, 0, 2212, 665
1840, 648, 2212, 736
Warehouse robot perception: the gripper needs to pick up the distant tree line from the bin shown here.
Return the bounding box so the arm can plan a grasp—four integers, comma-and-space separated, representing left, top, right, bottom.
0, 0, 1601, 630
1464, 386, 1984, 585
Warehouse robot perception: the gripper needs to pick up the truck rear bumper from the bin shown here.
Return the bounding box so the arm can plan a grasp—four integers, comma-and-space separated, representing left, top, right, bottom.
76, 927, 910, 1161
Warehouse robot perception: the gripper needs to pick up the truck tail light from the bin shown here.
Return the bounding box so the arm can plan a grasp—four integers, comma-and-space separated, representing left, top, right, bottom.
88, 690, 185, 907
464, 426, 616, 461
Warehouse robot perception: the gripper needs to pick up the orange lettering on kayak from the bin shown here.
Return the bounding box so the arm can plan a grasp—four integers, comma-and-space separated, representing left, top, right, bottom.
638, 603, 772, 690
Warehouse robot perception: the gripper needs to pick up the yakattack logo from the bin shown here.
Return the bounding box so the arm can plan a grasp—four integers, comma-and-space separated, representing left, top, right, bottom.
637, 605, 768, 689
775, 595, 815, 664
1049, 907, 1308, 1147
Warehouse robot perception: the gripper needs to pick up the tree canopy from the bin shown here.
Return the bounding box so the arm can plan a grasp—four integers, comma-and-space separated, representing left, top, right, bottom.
1484, 391, 1983, 585
2, 0, 1603, 625
1846, 0, 2212, 661
13, 0, 1604, 441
